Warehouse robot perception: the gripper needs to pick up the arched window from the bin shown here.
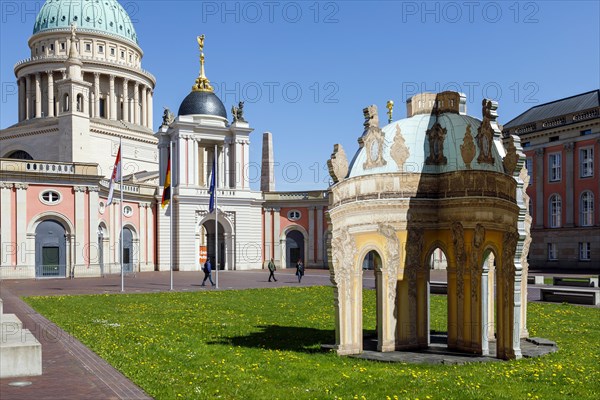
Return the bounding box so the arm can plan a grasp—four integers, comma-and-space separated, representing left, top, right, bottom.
6, 150, 33, 160
549, 194, 561, 228
580, 191, 594, 226
63, 93, 70, 112
76, 94, 83, 112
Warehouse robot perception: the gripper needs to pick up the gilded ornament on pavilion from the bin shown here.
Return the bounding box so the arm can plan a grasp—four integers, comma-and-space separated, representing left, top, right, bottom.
391, 124, 410, 171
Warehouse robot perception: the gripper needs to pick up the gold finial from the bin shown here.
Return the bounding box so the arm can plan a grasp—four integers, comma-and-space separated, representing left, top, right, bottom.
386, 100, 394, 123
192, 34, 214, 92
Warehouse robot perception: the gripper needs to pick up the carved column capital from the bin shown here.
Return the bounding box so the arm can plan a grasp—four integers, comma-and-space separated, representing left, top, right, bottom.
87, 186, 99, 193
564, 142, 575, 152
0, 182, 14, 190
534, 148, 544, 157
74, 185, 87, 193
15, 183, 29, 190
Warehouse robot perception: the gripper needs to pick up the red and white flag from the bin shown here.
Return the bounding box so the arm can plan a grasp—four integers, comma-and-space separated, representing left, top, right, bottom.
107, 145, 122, 206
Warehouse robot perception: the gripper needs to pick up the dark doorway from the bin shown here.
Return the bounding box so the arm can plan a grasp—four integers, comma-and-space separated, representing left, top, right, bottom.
120, 228, 134, 273
35, 220, 67, 278
203, 221, 225, 270
286, 230, 304, 268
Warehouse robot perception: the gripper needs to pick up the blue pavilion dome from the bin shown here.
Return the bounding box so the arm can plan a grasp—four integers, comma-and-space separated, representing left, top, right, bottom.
33, 0, 138, 45
348, 93, 505, 177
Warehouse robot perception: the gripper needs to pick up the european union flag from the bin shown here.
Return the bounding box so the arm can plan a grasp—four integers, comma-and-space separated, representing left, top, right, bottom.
209, 158, 216, 213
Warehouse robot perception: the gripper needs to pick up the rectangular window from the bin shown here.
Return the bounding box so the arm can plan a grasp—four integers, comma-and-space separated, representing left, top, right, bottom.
60, 42, 65, 50
121, 51, 125, 59
98, 45, 104, 54
549, 136, 559, 142
50, 43, 54, 51
579, 242, 591, 261
580, 147, 594, 178
42, 45, 45, 52
580, 129, 592, 136
525, 158, 533, 185
99, 98, 106, 118
547, 243, 558, 261
549, 153, 561, 182
110, 47, 115, 56
522, 141, 531, 147
85, 43, 91, 52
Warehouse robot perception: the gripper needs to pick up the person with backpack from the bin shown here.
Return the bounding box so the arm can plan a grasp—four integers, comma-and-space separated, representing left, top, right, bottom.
295, 259, 305, 283
267, 258, 277, 282
202, 258, 215, 287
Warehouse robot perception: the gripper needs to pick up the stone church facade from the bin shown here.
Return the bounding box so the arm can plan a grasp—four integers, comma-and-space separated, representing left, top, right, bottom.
0, 0, 328, 279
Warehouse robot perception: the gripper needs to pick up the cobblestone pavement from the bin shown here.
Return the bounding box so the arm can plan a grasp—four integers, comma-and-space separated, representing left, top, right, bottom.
0, 268, 591, 399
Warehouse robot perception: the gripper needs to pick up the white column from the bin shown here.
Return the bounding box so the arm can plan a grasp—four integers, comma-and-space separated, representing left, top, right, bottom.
139, 203, 147, 267
147, 90, 153, 129
192, 138, 199, 186
220, 145, 226, 188
35, 72, 42, 118
264, 208, 272, 260
109, 74, 116, 120
93, 72, 100, 118
534, 149, 544, 228
122, 78, 129, 122
198, 146, 206, 187
141, 85, 147, 127
317, 206, 324, 264
308, 206, 315, 263
47, 71, 54, 117
0, 183, 13, 267
18, 78, 25, 121
25, 75, 32, 119
74, 186, 86, 267
273, 207, 281, 265
146, 204, 153, 269
243, 141, 250, 189
133, 82, 140, 125
564, 143, 575, 227
88, 186, 99, 270
234, 140, 243, 189
15, 184, 28, 267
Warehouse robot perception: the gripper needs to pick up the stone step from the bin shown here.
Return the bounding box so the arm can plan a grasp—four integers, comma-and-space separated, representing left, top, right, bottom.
0, 328, 42, 378
1, 313, 23, 330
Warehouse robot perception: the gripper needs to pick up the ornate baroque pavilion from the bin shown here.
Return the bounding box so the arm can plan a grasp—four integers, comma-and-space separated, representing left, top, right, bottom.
326, 92, 532, 359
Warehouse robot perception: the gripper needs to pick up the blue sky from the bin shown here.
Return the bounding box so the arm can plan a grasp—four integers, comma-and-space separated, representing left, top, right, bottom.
1, 0, 599, 190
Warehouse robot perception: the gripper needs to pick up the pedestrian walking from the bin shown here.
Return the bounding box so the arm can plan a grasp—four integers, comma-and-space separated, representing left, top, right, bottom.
295, 258, 304, 283
202, 258, 216, 287
267, 258, 277, 282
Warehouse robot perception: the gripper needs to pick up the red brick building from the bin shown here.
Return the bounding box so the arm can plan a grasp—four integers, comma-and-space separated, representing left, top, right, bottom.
503, 90, 599, 270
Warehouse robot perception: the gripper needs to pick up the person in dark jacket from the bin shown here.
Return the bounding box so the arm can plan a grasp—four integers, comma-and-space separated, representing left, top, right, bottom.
295, 259, 304, 283
267, 258, 277, 282
202, 259, 215, 286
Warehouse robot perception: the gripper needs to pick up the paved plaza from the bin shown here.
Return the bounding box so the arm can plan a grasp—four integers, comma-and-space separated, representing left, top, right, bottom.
0, 269, 591, 399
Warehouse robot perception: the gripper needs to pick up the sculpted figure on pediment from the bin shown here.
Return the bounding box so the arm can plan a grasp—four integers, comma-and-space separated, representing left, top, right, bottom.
425, 123, 447, 165
360, 105, 387, 170
327, 144, 349, 184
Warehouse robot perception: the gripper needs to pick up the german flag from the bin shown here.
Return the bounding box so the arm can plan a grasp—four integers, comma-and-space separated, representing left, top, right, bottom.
161, 151, 171, 208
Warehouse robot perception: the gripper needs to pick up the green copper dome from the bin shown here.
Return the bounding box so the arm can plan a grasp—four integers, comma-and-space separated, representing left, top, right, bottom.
33, 0, 138, 45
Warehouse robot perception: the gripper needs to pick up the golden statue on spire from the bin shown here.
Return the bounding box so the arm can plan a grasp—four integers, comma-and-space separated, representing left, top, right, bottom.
192, 34, 214, 92
386, 100, 394, 123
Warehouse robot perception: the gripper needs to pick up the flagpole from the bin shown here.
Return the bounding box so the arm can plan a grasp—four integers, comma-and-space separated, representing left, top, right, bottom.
169, 141, 173, 291
120, 136, 124, 292
214, 144, 218, 289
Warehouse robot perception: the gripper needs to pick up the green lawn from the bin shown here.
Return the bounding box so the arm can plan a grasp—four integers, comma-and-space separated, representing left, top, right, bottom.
25, 287, 600, 399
